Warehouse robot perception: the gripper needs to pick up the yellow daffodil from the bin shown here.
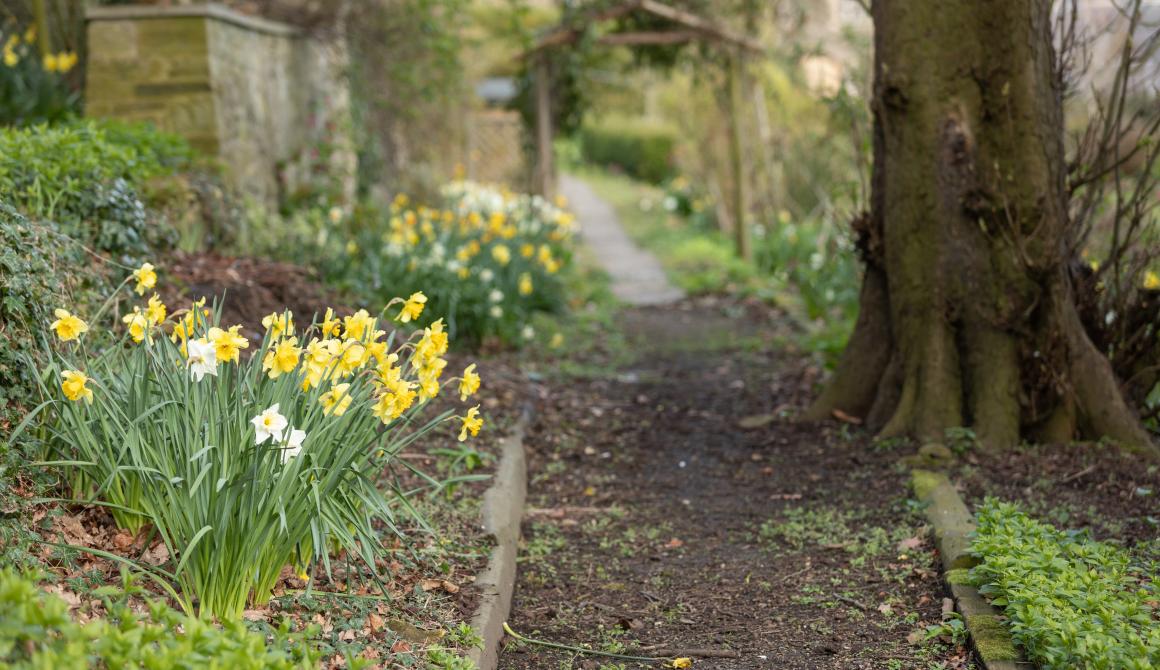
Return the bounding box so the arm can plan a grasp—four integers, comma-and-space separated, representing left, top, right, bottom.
208, 325, 249, 363
133, 262, 157, 295
42, 53, 58, 72
262, 310, 294, 339
122, 309, 151, 344
343, 309, 375, 342
56, 52, 77, 73
492, 244, 511, 266
337, 340, 368, 376
145, 294, 167, 325
372, 386, 417, 424
518, 272, 533, 296
262, 336, 301, 379
549, 332, 565, 349
458, 406, 483, 441
459, 363, 480, 402
669, 658, 693, 669
320, 382, 353, 417
398, 292, 427, 323
520, 243, 535, 258
1144, 270, 1159, 290
3, 48, 18, 67
61, 370, 94, 404
50, 308, 88, 342
320, 307, 342, 338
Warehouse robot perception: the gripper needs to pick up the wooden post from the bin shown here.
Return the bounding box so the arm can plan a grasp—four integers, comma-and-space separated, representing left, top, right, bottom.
534, 55, 554, 198
727, 48, 750, 261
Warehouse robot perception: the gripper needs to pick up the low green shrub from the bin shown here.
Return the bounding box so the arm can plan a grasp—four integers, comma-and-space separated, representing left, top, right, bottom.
0, 120, 192, 255
321, 182, 574, 346
579, 116, 677, 184
21, 263, 486, 619
971, 498, 1160, 670
0, 569, 318, 669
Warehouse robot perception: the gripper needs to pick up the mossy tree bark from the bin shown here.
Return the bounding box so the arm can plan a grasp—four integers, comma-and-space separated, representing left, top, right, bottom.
806, 0, 1157, 455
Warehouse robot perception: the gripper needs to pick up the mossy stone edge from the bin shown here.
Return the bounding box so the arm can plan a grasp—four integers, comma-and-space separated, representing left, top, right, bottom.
909, 469, 1033, 670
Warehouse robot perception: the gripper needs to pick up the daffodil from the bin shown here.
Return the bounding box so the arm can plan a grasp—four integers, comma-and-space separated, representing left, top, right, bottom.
42, 52, 58, 72
492, 244, 511, 265
133, 262, 157, 295
208, 325, 249, 363
372, 387, 417, 424
398, 292, 427, 323
549, 332, 565, 349
251, 404, 288, 444
1144, 270, 1159, 290
320, 308, 342, 338
669, 658, 693, 669
186, 338, 218, 382
262, 310, 294, 339
343, 309, 375, 341
459, 406, 483, 441
50, 308, 88, 342
320, 383, 353, 417
61, 370, 93, 404
518, 272, 533, 296
459, 363, 480, 402
146, 294, 167, 325
122, 309, 151, 344
280, 428, 306, 464
262, 337, 301, 379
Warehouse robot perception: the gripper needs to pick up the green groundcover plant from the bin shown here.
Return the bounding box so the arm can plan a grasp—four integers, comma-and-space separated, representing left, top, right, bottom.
0, 119, 192, 255
0, 569, 318, 669
322, 181, 574, 346
15, 263, 486, 620
970, 498, 1160, 670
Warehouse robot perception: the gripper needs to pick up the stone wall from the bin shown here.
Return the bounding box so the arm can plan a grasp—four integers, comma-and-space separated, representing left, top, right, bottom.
86, 4, 355, 207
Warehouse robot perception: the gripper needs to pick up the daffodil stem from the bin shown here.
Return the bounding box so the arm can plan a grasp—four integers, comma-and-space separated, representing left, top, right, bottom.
502, 622, 666, 664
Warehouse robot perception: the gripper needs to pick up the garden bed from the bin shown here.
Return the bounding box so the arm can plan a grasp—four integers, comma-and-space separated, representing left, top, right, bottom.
955, 443, 1159, 552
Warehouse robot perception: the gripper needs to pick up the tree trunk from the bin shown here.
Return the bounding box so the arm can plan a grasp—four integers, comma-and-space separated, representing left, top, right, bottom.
805, 0, 1157, 455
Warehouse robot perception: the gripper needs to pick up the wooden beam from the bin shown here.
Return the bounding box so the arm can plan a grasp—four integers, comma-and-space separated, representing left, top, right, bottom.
727, 48, 751, 261
597, 30, 700, 47
534, 55, 555, 198
636, 0, 764, 52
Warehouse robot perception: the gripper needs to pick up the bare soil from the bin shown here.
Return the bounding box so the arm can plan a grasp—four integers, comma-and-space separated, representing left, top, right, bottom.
499, 298, 972, 669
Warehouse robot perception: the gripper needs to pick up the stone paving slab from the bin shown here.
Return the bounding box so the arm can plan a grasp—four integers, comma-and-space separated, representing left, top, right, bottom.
559, 174, 685, 306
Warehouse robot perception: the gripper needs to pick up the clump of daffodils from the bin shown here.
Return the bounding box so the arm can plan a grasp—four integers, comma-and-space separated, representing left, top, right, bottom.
323, 181, 575, 345
31, 263, 485, 621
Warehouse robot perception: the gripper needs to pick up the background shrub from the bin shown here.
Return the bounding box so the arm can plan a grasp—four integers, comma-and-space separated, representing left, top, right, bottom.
0, 120, 191, 255
579, 116, 677, 184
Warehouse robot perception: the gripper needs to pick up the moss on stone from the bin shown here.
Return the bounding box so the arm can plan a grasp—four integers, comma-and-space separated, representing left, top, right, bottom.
910, 468, 945, 500
945, 568, 971, 585
967, 614, 1020, 661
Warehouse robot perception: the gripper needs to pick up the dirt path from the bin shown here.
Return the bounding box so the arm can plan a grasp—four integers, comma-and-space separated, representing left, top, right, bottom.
497, 180, 968, 669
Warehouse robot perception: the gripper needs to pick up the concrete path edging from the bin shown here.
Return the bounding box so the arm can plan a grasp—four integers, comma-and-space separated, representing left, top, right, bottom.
909, 469, 1034, 670
467, 407, 531, 670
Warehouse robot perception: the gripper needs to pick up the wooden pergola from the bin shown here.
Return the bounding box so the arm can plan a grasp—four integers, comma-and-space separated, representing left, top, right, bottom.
523, 0, 765, 259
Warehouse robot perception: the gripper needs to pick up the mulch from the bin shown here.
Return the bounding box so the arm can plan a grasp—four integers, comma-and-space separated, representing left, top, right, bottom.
157, 251, 345, 340
956, 442, 1159, 549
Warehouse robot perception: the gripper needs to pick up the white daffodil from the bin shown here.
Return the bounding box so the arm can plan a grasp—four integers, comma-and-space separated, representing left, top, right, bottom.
251, 404, 288, 445
480, 268, 494, 283
489, 289, 504, 303
281, 428, 306, 464
489, 305, 503, 318
521, 325, 536, 340
187, 338, 219, 382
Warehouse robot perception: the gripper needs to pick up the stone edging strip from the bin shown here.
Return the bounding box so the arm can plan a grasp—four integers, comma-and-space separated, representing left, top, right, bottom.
910, 469, 1034, 670
467, 407, 531, 670
87, 3, 301, 38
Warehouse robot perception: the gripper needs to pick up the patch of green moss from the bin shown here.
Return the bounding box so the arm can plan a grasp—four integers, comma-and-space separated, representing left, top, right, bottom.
910, 469, 945, 500
945, 568, 971, 585
967, 614, 1020, 661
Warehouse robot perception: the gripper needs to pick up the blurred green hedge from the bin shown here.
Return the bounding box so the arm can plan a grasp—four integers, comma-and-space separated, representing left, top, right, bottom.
578, 117, 677, 184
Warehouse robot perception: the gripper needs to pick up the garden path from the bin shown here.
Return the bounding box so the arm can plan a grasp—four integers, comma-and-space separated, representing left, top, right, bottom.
560, 174, 685, 306
497, 180, 967, 669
